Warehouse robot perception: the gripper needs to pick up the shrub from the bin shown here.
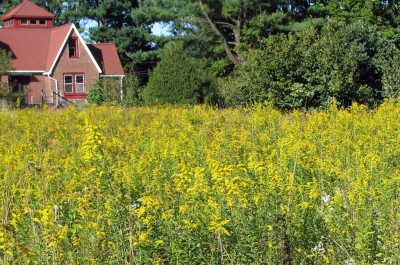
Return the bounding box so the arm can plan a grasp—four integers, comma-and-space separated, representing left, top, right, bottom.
122, 72, 143, 106
88, 77, 121, 104
143, 41, 217, 105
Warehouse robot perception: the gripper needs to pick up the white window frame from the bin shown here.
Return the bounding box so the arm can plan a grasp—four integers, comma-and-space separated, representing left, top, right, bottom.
64, 75, 73, 93
64, 74, 85, 94
75, 75, 85, 93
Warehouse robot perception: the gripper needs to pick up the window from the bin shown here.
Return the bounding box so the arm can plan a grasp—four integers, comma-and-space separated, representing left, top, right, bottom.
29, 19, 37, 24
20, 19, 28, 25
64, 75, 73, 93
39, 19, 46, 25
64, 74, 85, 94
5, 20, 13, 27
69, 38, 78, 57
75, 75, 84, 93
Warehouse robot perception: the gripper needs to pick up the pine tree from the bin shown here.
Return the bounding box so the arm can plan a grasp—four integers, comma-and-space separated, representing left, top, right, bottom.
143, 41, 205, 105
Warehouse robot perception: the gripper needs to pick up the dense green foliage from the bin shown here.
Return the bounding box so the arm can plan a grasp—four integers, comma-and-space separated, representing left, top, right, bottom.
0, 49, 13, 98
87, 74, 142, 106
135, 0, 400, 109
0, 49, 11, 74
143, 41, 216, 105
222, 22, 400, 109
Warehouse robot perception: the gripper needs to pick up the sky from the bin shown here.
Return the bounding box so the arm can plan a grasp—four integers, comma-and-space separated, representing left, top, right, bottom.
82, 19, 170, 41
151, 23, 171, 36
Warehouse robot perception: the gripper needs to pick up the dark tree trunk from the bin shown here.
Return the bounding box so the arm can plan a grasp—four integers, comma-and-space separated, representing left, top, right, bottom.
199, 0, 241, 65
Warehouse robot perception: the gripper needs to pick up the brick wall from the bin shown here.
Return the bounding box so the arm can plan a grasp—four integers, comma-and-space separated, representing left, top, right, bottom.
51, 32, 100, 102
30, 74, 49, 104
0, 75, 8, 91
6, 31, 101, 105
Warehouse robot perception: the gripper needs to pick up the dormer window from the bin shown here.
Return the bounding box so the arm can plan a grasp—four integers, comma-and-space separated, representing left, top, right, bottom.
2, 0, 55, 29
18, 19, 47, 27
69, 38, 79, 58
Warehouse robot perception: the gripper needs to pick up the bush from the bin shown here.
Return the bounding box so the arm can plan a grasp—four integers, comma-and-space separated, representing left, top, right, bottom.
87, 74, 143, 106
122, 73, 143, 106
143, 41, 217, 105
0, 48, 11, 74
88, 78, 121, 105
382, 59, 400, 98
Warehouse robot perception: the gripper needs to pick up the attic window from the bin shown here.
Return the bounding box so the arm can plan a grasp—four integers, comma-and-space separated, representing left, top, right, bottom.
69, 38, 78, 58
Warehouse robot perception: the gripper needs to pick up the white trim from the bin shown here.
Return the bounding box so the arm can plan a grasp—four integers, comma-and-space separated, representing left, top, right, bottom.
9, 70, 44, 73
45, 75, 59, 106
100, 74, 125, 77
8, 70, 44, 76
45, 23, 102, 75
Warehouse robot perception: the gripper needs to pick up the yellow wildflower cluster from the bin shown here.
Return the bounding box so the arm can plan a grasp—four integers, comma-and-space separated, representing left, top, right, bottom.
0, 101, 400, 263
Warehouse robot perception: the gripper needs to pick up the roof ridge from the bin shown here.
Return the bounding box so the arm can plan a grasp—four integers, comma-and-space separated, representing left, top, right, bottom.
9, 1, 27, 15
1, 0, 55, 21
51, 22, 73, 30
45, 23, 73, 72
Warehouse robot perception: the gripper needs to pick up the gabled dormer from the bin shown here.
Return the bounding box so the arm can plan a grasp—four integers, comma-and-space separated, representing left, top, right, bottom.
1, 0, 54, 29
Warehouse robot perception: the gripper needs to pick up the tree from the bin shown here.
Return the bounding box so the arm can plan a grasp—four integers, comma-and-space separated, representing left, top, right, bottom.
221, 21, 400, 110
0, 48, 11, 95
0, 49, 14, 105
0, 48, 11, 74
34, 0, 76, 26
307, 0, 400, 45
134, 0, 287, 66
197, 0, 285, 65
0, 0, 20, 18
62, 0, 158, 70
143, 41, 216, 105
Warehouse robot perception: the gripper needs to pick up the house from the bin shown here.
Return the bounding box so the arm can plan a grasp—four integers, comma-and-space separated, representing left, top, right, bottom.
0, 0, 124, 105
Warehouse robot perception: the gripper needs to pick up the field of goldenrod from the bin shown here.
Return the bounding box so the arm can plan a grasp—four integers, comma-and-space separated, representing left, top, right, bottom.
1, 101, 400, 264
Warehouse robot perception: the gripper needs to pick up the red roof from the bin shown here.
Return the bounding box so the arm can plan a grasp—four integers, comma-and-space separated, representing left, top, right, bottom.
0, 28, 50, 70
45, 23, 72, 72
0, 23, 121, 74
1, 0, 55, 21
0, 24, 73, 71
89, 43, 124, 75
